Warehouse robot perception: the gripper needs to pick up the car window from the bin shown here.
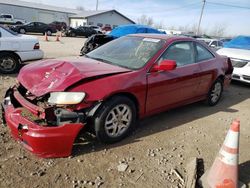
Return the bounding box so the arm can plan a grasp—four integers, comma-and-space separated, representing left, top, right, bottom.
2, 15, 12, 19
160, 42, 195, 67
211, 41, 217, 46
37, 22, 46, 26
27, 23, 35, 27
218, 41, 223, 47
80, 27, 86, 31
196, 43, 214, 62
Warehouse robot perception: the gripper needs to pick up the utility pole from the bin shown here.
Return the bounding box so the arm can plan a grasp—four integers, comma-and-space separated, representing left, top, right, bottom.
96, 0, 99, 11
197, 0, 206, 35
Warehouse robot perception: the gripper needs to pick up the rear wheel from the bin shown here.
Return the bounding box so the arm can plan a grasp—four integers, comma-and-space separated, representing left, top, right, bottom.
206, 79, 223, 106
46, 30, 52, 36
93, 96, 136, 143
0, 53, 20, 74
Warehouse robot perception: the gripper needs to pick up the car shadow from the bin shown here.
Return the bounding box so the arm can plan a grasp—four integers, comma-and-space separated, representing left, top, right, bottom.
72, 82, 250, 156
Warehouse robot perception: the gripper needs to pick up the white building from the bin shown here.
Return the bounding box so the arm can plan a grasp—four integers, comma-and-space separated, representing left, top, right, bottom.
0, 0, 135, 28
69, 10, 135, 28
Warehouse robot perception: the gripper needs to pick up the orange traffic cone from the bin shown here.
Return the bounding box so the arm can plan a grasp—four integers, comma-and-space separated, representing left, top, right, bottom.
45, 32, 49, 41
56, 33, 60, 42
199, 119, 241, 188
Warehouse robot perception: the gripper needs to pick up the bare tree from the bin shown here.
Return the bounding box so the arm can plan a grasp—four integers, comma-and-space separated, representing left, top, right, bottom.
76, 6, 85, 11
208, 23, 227, 37
137, 15, 154, 26
154, 21, 165, 29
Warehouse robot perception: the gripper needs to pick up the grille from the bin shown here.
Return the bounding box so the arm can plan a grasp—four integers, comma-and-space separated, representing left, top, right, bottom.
243, 75, 250, 81
231, 59, 248, 68
232, 74, 240, 79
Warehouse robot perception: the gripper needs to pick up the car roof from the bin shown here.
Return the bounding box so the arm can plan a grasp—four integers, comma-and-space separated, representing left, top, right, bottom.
128, 33, 193, 41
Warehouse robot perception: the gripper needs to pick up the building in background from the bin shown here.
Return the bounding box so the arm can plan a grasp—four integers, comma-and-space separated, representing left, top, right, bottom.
69, 10, 135, 28
0, 0, 135, 28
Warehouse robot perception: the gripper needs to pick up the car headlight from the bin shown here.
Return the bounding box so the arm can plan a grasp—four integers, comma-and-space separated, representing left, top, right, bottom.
48, 92, 86, 105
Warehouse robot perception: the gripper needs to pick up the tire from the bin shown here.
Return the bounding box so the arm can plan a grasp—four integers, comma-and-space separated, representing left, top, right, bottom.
19, 28, 26, 34
206, 79, 223, 106
46, 30, 52, 36
93, 96, 137, 143
0, 52, 20, 74
16, 21, 22, 25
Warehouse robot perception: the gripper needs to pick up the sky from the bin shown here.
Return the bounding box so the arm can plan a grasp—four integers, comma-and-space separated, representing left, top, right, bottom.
23, 0, 250, 36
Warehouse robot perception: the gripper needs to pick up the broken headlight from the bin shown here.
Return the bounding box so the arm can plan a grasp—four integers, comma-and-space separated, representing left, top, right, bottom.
48, 92, 86, 105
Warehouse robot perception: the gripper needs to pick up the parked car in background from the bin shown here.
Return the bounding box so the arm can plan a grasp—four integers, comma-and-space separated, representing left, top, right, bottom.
88, 25, 102, 33
10, 22, 57, 35
48, 21, 67, 31
2, 34, 232, 158
102, 25, 112, 33
65, 26, 101, 37
0, 14, 26, 25
196, 38, 223, 51
0, 26, 43, 74
217, 36, 250, 84
80, 24, 164, 55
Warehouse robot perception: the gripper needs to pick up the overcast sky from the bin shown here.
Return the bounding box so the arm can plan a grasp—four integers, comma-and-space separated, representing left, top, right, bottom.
23, 0, 250, 36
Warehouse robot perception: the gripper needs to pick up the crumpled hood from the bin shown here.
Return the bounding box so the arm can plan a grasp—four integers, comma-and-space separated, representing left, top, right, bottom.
18, 58, 130, 97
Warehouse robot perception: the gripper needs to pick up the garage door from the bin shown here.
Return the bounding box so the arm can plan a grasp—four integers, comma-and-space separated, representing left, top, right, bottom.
38, 12, 55, 23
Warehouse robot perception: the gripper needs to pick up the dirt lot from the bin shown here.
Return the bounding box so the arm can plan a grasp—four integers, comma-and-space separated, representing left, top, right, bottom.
0, 35, 249, 188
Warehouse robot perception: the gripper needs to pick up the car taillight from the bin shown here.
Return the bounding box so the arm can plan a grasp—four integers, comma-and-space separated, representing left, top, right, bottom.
34, 43, 40, 49
226, 58, 233, 75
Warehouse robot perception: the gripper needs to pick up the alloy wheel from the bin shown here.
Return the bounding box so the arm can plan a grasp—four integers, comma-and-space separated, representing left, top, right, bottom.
104, 104, 132, 138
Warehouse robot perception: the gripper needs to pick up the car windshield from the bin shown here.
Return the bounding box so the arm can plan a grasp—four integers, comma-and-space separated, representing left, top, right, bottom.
86, 36, 165, 69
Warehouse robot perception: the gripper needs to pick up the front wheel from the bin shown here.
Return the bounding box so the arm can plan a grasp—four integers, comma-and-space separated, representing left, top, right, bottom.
94, 96, 136, 143
19, 28, 26, 34
0, 53, 20, 74
206, 79, 223, 106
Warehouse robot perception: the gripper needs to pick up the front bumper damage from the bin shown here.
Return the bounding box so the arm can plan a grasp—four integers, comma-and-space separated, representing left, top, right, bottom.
1, 87, 85, 158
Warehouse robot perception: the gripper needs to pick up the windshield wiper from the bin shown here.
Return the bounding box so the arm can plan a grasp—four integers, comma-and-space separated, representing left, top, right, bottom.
88, 56, 114, 65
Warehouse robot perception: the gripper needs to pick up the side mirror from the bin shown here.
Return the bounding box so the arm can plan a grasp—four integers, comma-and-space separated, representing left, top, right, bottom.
151, 59, 177, 72
210, 44, 216, 48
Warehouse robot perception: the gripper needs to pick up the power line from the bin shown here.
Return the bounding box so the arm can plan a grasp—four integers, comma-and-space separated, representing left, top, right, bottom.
163, 2, 201, 12
207, 1, 250, 9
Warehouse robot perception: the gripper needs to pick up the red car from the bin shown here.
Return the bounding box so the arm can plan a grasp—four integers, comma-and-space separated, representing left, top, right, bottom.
1, 34, 233, 158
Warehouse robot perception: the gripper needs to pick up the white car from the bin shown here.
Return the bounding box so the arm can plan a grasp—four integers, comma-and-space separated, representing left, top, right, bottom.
197, 38, 223, 50
0, 26, 43, 74
0, 14, 26, 25
217, 48, 250, 84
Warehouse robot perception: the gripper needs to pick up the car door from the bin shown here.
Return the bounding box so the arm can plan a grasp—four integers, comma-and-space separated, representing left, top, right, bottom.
194, 42, 217, 95
146, 41, 201, 114
25, 22, 35, 32
37, 22, 47, 33
77, 27, 84, 36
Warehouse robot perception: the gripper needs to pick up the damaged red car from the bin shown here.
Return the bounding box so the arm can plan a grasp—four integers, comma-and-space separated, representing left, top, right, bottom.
1, 34, 233, 158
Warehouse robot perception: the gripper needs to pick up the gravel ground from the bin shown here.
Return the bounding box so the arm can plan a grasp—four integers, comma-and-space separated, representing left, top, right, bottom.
0, 34, 249, 188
